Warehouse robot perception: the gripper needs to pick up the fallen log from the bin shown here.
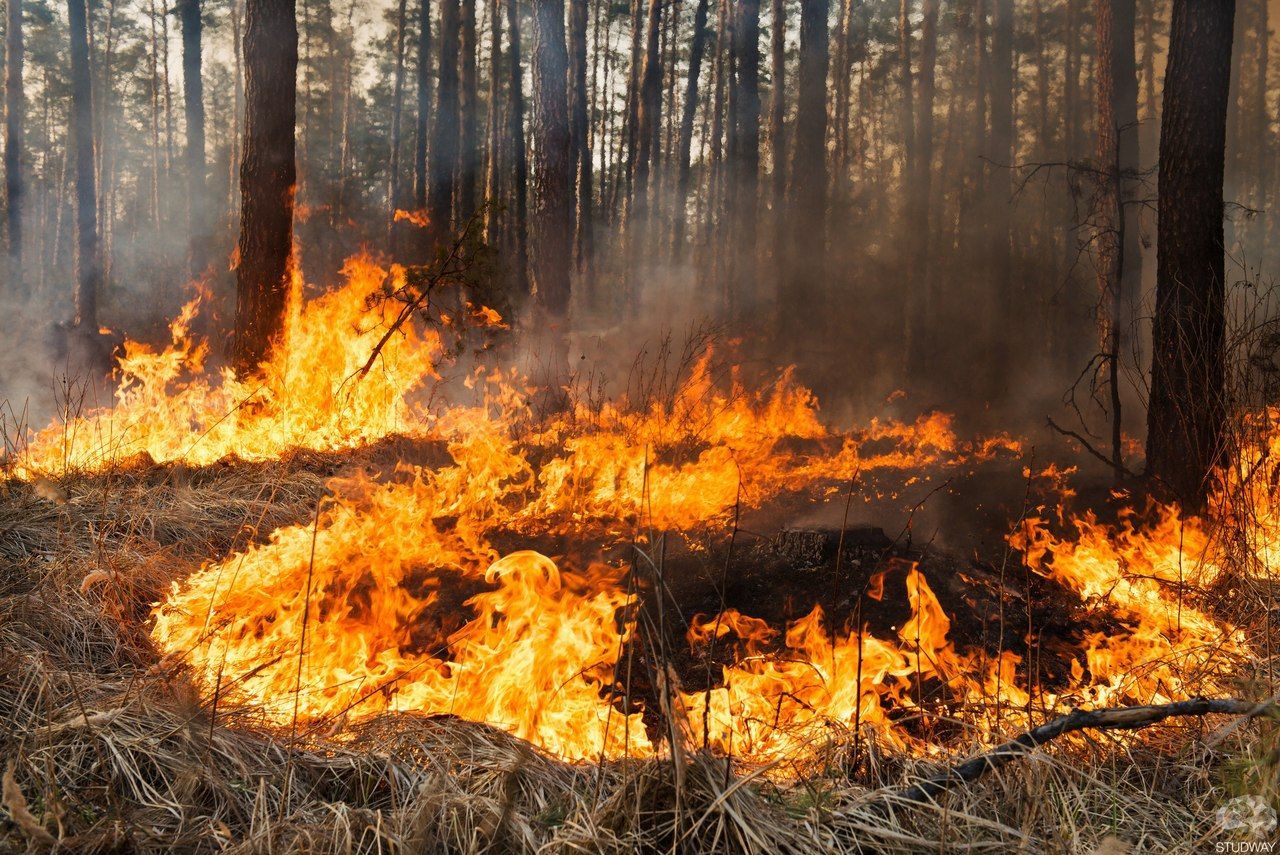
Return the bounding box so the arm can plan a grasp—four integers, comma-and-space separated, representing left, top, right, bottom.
894, 697, 1272, 804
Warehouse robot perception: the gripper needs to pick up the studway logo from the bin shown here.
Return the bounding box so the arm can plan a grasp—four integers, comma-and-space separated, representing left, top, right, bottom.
1212, 795, 1278, 853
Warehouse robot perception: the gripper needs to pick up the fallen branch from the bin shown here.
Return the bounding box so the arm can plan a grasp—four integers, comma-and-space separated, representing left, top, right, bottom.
894, 697, 1269, 804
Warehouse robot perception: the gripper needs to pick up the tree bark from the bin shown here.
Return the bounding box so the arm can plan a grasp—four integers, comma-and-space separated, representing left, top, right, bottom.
68, 0, 101, 329
458, 0, 478, 222
768, 0, 785, 277
634, 0, 663, 212
529, 0, 574, 365
729, 0, 761, 312
232, 0, 298, 374
387, 0, 408, 251
1096, 0, 1127, 479
673, 0, 710, 254
431, 0, 460, 245
413, 0, 432, 214
568, 0, 592, 269
483, 0, 502, 246
1145, 0, 1235, 509
4, 0, 23, 288
176, 0, 207, 279
504, 0, 528, 296
988, 0, 1013, 358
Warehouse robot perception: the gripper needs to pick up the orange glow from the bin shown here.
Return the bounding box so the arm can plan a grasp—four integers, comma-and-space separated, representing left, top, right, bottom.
18, 256, 1262, 766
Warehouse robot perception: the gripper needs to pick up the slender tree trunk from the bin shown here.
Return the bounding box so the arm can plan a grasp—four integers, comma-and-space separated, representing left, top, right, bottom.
1113, 0, 1140, 330
505, 0, 528, 296
1096, 0, 1127, 478
5, 0, 23, 288
230, 0, 243, 219
232, 0, 298, 374
431, 0, 460, 245
673, 0, 710, 256
568, 0, 592, 269
529, 0, 574, 367
635, 0, 663, 208
729, 0, 761, 312
907, 0, 939, 378
177, 0, 207, 278
458, 0, 477, 222
413, 0, 431, 213
1145, 0, 1235, 508
987, 0, 1013, 374
387, 0, 408, 250
768, 0, 778, 220
483, 0, 502, 245
68, 0, 101, 329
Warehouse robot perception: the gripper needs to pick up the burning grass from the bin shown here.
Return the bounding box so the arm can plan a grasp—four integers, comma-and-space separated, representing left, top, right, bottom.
1, 256, 1278, 851
0, 454, 1274, 853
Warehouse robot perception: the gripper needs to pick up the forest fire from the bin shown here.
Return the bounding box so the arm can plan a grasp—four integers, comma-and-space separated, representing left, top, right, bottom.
13, 256, 1255, 770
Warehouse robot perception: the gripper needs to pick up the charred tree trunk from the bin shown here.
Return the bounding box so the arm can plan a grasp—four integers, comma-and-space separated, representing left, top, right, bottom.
431, 0, 460, 246
232, 0, 298, 374
530, 0, 574, 359
458, 0, 478, 222
177, 0, 207, 279
387, 0, 408, 250
4, 0, 23, 288
505, 0, 528, 297
68, 0, 101, 330
673, 0, 710, 254
413, 0, 431, 214
568, 0, 592, 269
1145, 0, 1235, 509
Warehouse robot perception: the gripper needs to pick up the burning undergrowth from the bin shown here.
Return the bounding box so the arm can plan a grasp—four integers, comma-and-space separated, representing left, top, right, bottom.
1, 256, 1277, 851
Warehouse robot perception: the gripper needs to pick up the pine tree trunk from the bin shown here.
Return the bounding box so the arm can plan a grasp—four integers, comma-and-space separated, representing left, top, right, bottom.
177, 0, 207, 279
232, 0, 298, 374
988, 0, 1013, 350
1096, 0, 1126, 478
413, 0, 431, 213
387, 0, 408, 250
529, 0, 574, 365
729, 0, 760, 312
431, 0, 461, 244
68, 0, 101, 329
458, 0, 478, 222
1113, 0, 1140, 328
673, 0, 710, 255
483, 0, 503, 246
1145, 0, 1235, 509
762, 0, 783, 220
635, 0, 663, 212
568, 0, 592, 270
907, 0, 938, 377
5, 0, 23, 288
505, 0, 528, 296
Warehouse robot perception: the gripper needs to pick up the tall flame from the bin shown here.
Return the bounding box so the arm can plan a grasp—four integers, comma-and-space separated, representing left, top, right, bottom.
18, 255, 1263, 767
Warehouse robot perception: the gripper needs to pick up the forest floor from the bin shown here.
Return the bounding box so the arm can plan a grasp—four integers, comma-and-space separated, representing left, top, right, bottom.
0, 445, 1275, 853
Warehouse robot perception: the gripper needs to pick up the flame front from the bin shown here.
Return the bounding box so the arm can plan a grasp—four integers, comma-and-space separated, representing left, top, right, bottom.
20, 256, 1263, 766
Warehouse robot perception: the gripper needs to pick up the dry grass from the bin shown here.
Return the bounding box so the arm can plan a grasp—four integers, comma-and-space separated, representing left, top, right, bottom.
0, 452, 1274, 853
